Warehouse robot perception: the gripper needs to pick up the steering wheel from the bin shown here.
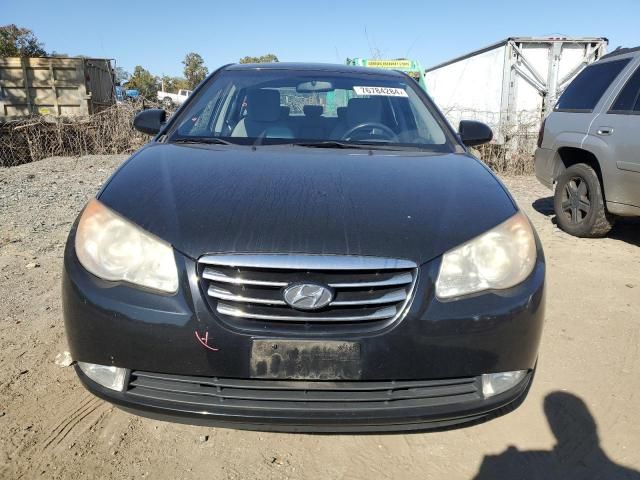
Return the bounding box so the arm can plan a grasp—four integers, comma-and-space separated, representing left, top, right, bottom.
341, 122, 398, 142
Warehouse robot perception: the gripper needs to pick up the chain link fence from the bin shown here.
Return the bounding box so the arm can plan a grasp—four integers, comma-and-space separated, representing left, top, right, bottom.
474, 124, 539, 175
442, 107, 541, 175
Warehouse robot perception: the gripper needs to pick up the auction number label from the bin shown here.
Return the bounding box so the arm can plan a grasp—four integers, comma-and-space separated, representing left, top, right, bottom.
353, 86, 408, 97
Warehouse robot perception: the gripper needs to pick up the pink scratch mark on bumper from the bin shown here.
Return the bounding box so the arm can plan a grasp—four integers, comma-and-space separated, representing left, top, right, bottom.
195, 330, 219, 352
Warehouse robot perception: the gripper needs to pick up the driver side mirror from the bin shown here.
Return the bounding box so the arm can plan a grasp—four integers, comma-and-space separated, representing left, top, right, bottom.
133, 109, 166, 135
459, 120, 493, 147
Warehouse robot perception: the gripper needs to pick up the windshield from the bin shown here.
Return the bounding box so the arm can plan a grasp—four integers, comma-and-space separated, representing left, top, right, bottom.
168, 69, 453, 151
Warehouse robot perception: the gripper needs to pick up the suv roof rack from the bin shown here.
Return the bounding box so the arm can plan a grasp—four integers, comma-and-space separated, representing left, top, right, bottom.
600, 46, 640, 60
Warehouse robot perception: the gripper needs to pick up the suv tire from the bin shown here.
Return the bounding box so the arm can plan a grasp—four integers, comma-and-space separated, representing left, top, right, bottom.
554, 163, 614, 238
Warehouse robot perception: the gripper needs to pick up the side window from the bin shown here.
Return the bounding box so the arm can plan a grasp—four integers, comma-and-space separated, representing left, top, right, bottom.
213, 85, 237, 134
404, 88, 446, 144
555, 59, 630, 112
609, 65, 640, 114
175, 86, 226, 136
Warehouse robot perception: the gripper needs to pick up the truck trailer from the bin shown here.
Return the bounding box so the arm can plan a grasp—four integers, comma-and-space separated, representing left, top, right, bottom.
424, 37, 608, 146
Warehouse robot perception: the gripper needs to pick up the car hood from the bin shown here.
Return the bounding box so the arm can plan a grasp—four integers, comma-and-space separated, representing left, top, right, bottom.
98, 143, 516, 265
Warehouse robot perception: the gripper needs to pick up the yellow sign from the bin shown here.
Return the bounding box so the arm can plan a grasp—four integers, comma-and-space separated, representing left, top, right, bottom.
366, 60, 413, 69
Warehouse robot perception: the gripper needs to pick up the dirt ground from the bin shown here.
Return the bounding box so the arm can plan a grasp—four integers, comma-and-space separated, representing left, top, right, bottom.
1, 154, 639, 479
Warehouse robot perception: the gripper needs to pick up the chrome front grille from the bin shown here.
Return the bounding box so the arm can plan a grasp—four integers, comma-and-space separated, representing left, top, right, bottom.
198, 255, 418, 324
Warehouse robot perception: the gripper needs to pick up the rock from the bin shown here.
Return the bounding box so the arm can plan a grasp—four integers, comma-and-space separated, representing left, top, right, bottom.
54, 351, 73, 367
198, 435, 209, 443
25, 262, 40, 269
626, 283, 635, 288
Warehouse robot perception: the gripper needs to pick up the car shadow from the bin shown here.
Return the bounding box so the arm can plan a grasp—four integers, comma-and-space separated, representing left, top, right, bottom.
532, 197, 640, 247
531, 196, 555, 218
472, 391, 640, 479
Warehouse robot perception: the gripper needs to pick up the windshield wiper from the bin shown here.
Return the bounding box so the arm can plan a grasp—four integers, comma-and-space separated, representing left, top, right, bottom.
172, 137, 234, 145
292, 141, 376, 150
293, 141, 424, 151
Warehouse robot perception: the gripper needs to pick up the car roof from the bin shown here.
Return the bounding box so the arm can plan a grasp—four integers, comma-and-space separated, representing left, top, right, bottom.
599, 46, 640, 61
225, 62, 406, 78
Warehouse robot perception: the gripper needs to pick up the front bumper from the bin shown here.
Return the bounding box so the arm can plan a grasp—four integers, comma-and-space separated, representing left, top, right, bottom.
76, 366, 534, 432
63, 228, 545, 431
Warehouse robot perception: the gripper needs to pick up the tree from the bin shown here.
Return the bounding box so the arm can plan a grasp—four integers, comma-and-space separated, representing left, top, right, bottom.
0, 24, 46, 57
160, 75, 189, 93
239, 53, 279, 64
114, 67, 130, 86
125, 65, 159, 100
182, 52, 208, 90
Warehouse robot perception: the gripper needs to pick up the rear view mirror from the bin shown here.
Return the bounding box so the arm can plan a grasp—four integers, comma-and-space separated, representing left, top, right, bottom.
296, 80, 334, 93
133, 109, 166, 135
459, 120, 493, 147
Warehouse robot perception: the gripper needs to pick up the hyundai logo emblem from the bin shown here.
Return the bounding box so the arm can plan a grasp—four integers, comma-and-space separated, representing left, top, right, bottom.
283, 283, 333, 310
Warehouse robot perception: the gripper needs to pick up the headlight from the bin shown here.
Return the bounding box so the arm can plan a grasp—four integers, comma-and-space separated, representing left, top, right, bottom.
435, 212, 536, 299
75, 199, 179, 293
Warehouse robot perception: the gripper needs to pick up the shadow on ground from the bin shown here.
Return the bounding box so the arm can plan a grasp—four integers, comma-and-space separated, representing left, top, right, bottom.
473, 392, 640, 479
532, 196, 640, 247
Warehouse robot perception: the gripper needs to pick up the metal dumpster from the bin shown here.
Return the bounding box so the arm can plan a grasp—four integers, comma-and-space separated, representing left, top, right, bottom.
0, 56, 115, 120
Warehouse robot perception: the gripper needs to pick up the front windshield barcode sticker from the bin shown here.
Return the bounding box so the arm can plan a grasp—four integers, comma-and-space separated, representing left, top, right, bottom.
353, 86, 408, 97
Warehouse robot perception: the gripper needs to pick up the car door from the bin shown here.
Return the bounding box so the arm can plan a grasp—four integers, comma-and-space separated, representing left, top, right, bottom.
589, 57, 640, 208
550, 57, 631, 165
549, 61, 621, 145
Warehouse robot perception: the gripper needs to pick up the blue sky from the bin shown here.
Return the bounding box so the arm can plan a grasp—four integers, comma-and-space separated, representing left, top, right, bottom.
5, 0, 639, 77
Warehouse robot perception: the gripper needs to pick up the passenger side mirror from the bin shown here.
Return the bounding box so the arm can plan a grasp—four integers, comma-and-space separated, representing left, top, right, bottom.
133, 109, 166, 135
459, 120, 493, 147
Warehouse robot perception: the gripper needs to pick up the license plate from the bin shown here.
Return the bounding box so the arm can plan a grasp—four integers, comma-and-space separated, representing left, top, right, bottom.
250, 340, 361, 380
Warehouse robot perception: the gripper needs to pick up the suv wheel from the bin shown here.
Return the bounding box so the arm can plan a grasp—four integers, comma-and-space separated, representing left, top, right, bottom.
554, 164, 614, 238
162, 97, 173, 109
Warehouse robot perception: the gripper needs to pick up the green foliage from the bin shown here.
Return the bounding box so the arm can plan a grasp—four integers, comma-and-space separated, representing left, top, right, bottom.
0, 24, 46, 57
160, 75, 189, 93
125, 65, 159, 99
239, 53, 279, 64
182, 52, 209, 90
